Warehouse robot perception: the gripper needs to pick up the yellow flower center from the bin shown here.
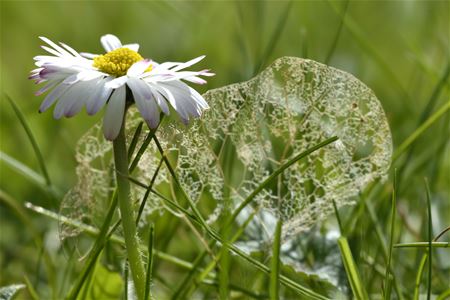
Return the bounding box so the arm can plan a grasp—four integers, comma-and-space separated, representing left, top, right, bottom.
93, 47, 151, 77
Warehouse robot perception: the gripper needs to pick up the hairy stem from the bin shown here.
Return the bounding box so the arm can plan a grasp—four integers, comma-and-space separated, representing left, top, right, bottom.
113, 117, 146, 300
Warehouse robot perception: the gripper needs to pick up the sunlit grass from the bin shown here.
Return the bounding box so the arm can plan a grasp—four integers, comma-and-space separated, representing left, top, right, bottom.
1, 1, 449, 299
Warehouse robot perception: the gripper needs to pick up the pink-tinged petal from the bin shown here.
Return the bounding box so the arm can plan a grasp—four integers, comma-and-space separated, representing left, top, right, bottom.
28, 73, 41, 80
35, 79, 47, 84
35, 80, 59, 96
171, 55, 205, 72
106, 76, 128, 89
103, 86, 126, 140
123, 43, 139, 52
127, 59, 152, 77
183, 76, 207, 85
198, 69, 215, 76
101, 34, 122, 52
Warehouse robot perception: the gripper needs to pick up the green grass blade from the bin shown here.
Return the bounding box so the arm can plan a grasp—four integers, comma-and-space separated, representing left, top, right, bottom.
254, 1, 292, 74
152, 136, 332, 299
270, 220, 282, 300
364, 199, 404, 300
384, 170, 397, 299
24, 201, 198, 272
0, 151, 61, 197
424, 179, 433, 300
337, 237, 369, 300
153, 136, 337, 299
145, 224, 155, 300
128, 121, 144, 161
0, 190, 57, 299
433, 226, 450, 241
413, 253, 428, 300
4, 93, 51, 187
61, 191, 118, 300
393, 100, 450, 161
394, 242, 449, 248
324, 0, 349, 64
219, 211, 230, 300
129, 126, 158, 173
332, 199, 344, 235
23, 275, 39, 300
327, 1, 409, 100
201, 279, 268, 299
136, 157, 164, 225
436, 289, 450, 300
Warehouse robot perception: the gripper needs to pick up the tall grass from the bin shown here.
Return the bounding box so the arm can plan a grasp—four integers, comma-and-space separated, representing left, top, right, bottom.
1, 1, 449, 299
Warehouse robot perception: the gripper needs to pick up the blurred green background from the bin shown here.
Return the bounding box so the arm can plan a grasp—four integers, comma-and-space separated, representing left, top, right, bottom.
1, 1, 449, 299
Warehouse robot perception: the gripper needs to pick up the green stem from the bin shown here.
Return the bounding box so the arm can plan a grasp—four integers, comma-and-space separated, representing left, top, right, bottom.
270, 220, 282, 300
113, 117, 146, 300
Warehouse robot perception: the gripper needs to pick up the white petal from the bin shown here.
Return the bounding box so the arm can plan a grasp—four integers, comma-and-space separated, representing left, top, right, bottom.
151, 88, 170, 115
59, 42, 81, 57
128, 77, 160, 128
188, 86, 209, 109
150, 83, 178, 110
127, 59, 152, 77
75, 70, 103, 82
80, 52, 99, 59
62, 74, 81, 84
39, 83, 70, 112
41, 46, 63, 57
39, 36, 72, 57
157, 83, 191, 121
66, 79, 99, 117
171, 55, 205, 72
161, 81, 203, 119
87, 78, 113, 115
183, 76, 207, 85
101, 34, 122, 52
53, 84, 80, 119
123, 43, 139, 52
103, 86, 126, 140
106, 76, 128, 89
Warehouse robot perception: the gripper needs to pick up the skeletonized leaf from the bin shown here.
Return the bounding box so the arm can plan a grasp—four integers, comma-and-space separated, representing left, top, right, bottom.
0, 284, 25, 300
63, 57, 392, 249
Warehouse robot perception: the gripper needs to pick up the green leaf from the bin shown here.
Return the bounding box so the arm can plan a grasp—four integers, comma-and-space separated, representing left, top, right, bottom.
81, 263, 124, 300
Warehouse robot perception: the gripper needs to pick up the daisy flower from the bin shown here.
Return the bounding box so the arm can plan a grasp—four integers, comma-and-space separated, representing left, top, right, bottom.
29, 34, 214, 140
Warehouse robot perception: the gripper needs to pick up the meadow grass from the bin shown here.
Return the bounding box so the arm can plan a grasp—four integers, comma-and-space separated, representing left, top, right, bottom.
1, 1, 449, 299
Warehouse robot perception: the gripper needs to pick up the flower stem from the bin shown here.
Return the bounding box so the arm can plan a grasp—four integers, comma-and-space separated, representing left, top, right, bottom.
113, 117, 146, 300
